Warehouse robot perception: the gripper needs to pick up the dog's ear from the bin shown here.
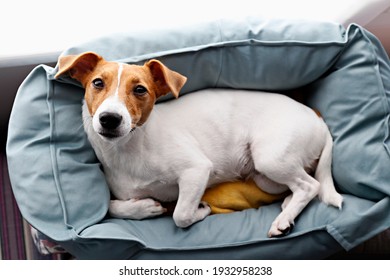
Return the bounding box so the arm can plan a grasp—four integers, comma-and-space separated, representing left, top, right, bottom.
55, 52, 102, 84
145, 60, 187, 99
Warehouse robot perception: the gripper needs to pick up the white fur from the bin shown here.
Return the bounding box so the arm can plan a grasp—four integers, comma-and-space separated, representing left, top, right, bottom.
91, 63, 132, 141
114, 63, 124, 98
92, 96, 132, 141
83, 89, 343, 236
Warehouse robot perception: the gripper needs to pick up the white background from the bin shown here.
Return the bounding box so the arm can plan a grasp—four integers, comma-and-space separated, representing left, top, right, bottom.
1, 0, 371, 58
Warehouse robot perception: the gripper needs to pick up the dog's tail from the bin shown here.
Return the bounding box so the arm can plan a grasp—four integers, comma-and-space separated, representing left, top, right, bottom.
314, 126, 343, 209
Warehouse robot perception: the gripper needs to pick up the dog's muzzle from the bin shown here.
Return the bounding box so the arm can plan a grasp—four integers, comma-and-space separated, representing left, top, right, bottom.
98, 112, 123, 138
92, 97, 134, 140
96, 111, 136, 139
99, 112, 122, 130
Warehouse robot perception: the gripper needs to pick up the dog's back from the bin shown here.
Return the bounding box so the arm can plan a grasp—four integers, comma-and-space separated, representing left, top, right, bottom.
151, 89, 326, 181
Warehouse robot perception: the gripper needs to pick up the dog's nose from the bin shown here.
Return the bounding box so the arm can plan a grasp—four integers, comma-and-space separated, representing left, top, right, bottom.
99, 112, 123, 130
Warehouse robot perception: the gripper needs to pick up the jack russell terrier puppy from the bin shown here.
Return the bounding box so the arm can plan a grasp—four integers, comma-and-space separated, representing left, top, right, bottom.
55, 52, 343, 237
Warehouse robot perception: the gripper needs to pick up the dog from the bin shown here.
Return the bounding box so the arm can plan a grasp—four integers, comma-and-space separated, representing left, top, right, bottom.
55, 51, 343, 237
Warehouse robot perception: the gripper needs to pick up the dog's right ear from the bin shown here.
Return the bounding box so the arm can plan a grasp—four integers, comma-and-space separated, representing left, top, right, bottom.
55, 52, 102, 84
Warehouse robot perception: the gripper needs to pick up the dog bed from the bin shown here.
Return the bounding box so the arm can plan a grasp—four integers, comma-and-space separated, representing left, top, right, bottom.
7, 17, 390, 259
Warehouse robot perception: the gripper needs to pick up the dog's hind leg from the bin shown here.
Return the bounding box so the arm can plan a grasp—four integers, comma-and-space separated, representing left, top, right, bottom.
253, 173, 289, 195
251, 147, 320, 237
266, 170, 320, 237
253, 174, 293, 211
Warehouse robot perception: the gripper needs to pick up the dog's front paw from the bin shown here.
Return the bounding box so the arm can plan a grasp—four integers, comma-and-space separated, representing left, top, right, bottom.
173, 201, 211, 228
109, 198, 167, 220
268, 216, 294, 238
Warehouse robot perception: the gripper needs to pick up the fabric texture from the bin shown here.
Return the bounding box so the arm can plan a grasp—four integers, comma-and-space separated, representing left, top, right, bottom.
6, 17, 390, 259
0, 152, 65, 259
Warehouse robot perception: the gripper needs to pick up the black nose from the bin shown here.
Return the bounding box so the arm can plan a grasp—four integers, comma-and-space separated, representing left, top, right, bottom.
99, 112, 123, 130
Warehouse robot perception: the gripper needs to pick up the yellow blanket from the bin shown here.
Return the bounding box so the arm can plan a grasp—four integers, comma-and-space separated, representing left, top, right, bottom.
162, 180, 289, 215
202, 180, 289, 214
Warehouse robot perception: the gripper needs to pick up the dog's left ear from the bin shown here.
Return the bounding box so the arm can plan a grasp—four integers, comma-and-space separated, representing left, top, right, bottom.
145, 60, 187, 98
55, 52, 103, 84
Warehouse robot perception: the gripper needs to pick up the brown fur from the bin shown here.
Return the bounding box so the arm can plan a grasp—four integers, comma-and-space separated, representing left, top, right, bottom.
55, 52, 186, 128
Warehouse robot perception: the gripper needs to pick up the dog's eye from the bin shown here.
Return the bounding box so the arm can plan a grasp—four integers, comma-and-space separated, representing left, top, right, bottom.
133, 85, 147, 96
92, 78, 104, 89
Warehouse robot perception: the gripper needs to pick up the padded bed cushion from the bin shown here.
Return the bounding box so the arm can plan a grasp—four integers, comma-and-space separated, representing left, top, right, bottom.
6, 17, 390, 259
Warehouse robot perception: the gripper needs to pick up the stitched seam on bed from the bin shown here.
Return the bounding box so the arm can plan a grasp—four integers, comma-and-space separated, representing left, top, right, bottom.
359, 28, 390, 157
46, 77, 73, 235
326, 225, 353, 251
71, 225, 330, 251
213, 19, 224, 88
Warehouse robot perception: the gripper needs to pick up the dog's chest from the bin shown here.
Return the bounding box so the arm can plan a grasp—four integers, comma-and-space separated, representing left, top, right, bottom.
101, 151, 179, 202
110, 175, 179, 202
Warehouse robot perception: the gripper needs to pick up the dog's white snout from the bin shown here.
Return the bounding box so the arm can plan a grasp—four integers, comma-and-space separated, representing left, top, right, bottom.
99, 112, 123, 130
92, 97, 132, 140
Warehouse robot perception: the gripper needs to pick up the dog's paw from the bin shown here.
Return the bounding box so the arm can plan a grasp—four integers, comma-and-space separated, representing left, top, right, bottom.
173, 201, 211, 228
268, 217, 294, 238
197, 201, 211, 219
133, 198, 167, 219
109, 198, 167, 220
321, 192, 344, 210
198, 201, 210, 210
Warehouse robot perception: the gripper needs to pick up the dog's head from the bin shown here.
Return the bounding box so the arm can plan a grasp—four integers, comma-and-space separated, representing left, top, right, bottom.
55, 52, 187, 141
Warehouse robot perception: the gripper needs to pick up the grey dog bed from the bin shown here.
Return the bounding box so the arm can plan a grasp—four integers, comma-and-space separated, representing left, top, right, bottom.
7, 17, 390, 259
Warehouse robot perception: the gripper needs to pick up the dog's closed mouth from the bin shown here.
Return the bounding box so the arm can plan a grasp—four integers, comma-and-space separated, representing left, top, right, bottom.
99, 131, 121, 139
99, 127, 136, 139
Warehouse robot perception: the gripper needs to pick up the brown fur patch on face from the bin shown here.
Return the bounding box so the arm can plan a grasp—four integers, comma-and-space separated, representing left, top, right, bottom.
118, 65, 158, 127
75, 57, 186, 128
56, 53, 187, 126
82, 62, 159, 127
83, 61, 120, 116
